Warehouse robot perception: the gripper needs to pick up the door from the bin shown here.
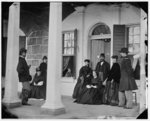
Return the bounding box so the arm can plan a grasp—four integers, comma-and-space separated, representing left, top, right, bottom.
91, 39, 104, 70
90, 39, 110, 70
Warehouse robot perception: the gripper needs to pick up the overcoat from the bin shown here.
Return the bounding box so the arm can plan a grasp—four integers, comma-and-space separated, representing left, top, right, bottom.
119, 56, 138, 91
17, 57, 31, 82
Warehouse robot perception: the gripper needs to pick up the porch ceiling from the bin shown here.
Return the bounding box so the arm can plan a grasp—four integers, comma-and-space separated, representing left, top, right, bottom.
2, 2, 148, 20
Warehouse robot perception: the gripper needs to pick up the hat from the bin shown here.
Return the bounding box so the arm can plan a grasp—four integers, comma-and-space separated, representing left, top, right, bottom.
119, 48, 129, 53
19, 48, 27, 55
36, 67, 41, 72
43, 56, 47, 60
84, 59, 90, 63
100, 53, 105, 57
111, 55, 118, 59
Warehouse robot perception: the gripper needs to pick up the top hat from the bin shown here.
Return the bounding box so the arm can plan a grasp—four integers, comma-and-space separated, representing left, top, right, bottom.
111, 55, 118, 59
84, 59, 90, 63
19, 48, 27, 55
100, 53, 105, 57
43, 56, 47, 60
119, 48, 129, 53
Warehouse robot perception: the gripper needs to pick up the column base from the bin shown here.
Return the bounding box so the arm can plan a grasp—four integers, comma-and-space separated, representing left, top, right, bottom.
3, 101, 21, 108
41, 107, 66, 115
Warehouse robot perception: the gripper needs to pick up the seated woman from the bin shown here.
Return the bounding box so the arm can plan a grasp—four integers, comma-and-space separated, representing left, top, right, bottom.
75, 71, 104, 105
29, 67, 46, 100
103, 55, 121, 106
72, 59, 92, 100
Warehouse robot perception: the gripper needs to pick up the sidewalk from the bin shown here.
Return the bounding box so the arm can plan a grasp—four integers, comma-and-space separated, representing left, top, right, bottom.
9, 96, 139, 119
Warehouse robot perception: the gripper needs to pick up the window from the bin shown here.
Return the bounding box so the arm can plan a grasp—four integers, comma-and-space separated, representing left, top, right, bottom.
127, 25, 140, 54
62, 29, 77, 78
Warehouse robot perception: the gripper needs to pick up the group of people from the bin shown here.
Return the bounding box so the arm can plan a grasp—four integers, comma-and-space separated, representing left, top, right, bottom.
73, 48, 138, 109
17, 48, 47, 105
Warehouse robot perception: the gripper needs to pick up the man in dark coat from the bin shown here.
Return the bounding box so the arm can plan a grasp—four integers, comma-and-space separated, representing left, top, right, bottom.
95, 53, 110, 82
118, 48, 138, 109
17, 48, 32, 105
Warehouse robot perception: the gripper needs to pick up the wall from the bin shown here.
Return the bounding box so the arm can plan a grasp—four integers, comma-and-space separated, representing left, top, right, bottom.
26, 31, 48, 76
61, 3, 140, 96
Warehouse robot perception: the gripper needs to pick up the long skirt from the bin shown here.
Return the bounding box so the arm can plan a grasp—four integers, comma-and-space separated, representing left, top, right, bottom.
76, 86, 104, 105
72, 78, 83, 99
29, 85, 46, 99
103, 81, 119, 105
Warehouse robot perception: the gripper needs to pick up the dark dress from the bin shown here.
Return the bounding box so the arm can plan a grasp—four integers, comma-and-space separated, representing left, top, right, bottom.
29, 74, 46, 99
95, 61, 110, 82
39, 62, 47, 76
103, 63, 121, 105
76, 77, 104, 104
72, 65, 92, 99
119, 56, 138, 91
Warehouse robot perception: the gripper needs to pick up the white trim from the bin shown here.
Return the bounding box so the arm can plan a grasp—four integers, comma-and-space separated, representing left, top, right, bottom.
89, 34, 111, 40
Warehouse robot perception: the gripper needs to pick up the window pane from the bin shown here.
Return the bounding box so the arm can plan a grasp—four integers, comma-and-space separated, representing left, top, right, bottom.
128, 44, 134, 53
129, 27, 133, 35
64, 48, 67, 54
129, 35, 133, 44
133, 43, 140, 53
134, 35, 140, 43
64, 40, 67, 47
71, 33, 74, 40
134, 26, 140, 35
68, 40, 72, 47
71, 48, 74, 55
67, 48, 72, 55
72, 40, 74, 47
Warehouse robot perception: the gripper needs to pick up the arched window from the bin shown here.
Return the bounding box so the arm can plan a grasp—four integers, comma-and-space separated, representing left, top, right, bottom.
92, 24, 110, 35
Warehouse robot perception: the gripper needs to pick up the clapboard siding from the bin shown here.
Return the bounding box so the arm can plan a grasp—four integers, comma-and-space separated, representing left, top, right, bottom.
113, 25, 126, 57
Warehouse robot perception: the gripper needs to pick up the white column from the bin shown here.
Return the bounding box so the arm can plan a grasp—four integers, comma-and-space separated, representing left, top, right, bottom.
3, 3, 21, 107
139, 9, 147, 114
41, 2, 65, 115
75, 6, 85, 76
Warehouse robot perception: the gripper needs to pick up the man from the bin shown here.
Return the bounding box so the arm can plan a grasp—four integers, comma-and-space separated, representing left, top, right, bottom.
17, 48, 32, 105
95, 53, 110, 82
118, 48, 138, 109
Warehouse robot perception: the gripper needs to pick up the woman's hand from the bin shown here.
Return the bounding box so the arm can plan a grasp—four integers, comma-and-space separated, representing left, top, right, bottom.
86, 85, 91, 88
111, 79, 114, 83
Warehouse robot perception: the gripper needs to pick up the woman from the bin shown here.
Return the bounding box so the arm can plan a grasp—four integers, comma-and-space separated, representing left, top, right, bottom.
103, 55, 121, 106
76, 71, 104, 104
39, 56, 47, 77
72, 59, 92, 100
29, 67, 46, 100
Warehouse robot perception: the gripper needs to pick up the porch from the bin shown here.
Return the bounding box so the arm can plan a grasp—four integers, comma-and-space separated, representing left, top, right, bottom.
9, 96, 139, 119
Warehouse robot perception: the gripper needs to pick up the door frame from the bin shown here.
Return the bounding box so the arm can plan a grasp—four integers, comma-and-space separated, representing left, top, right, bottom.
88, 22, 111, 68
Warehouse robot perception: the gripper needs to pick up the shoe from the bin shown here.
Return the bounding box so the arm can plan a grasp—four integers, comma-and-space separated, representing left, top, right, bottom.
74, 100, 77, 103
110, 103, 117, 106
22, 103, 31, 106
123, 106, 132, 109
118, 105, 124, 107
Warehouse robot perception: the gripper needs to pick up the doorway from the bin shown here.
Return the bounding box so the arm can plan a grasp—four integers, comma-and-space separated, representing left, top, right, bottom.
90, 39, 110, 69
89, 23, 111, 70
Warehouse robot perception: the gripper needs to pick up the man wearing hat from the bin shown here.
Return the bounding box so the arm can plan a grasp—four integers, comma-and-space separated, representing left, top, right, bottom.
17, 48, 32, 105
118, 48, 137, 109
95, 53, 110, 83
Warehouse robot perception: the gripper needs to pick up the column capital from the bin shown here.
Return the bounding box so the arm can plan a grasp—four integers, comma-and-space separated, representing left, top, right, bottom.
75, 6, 85, 13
